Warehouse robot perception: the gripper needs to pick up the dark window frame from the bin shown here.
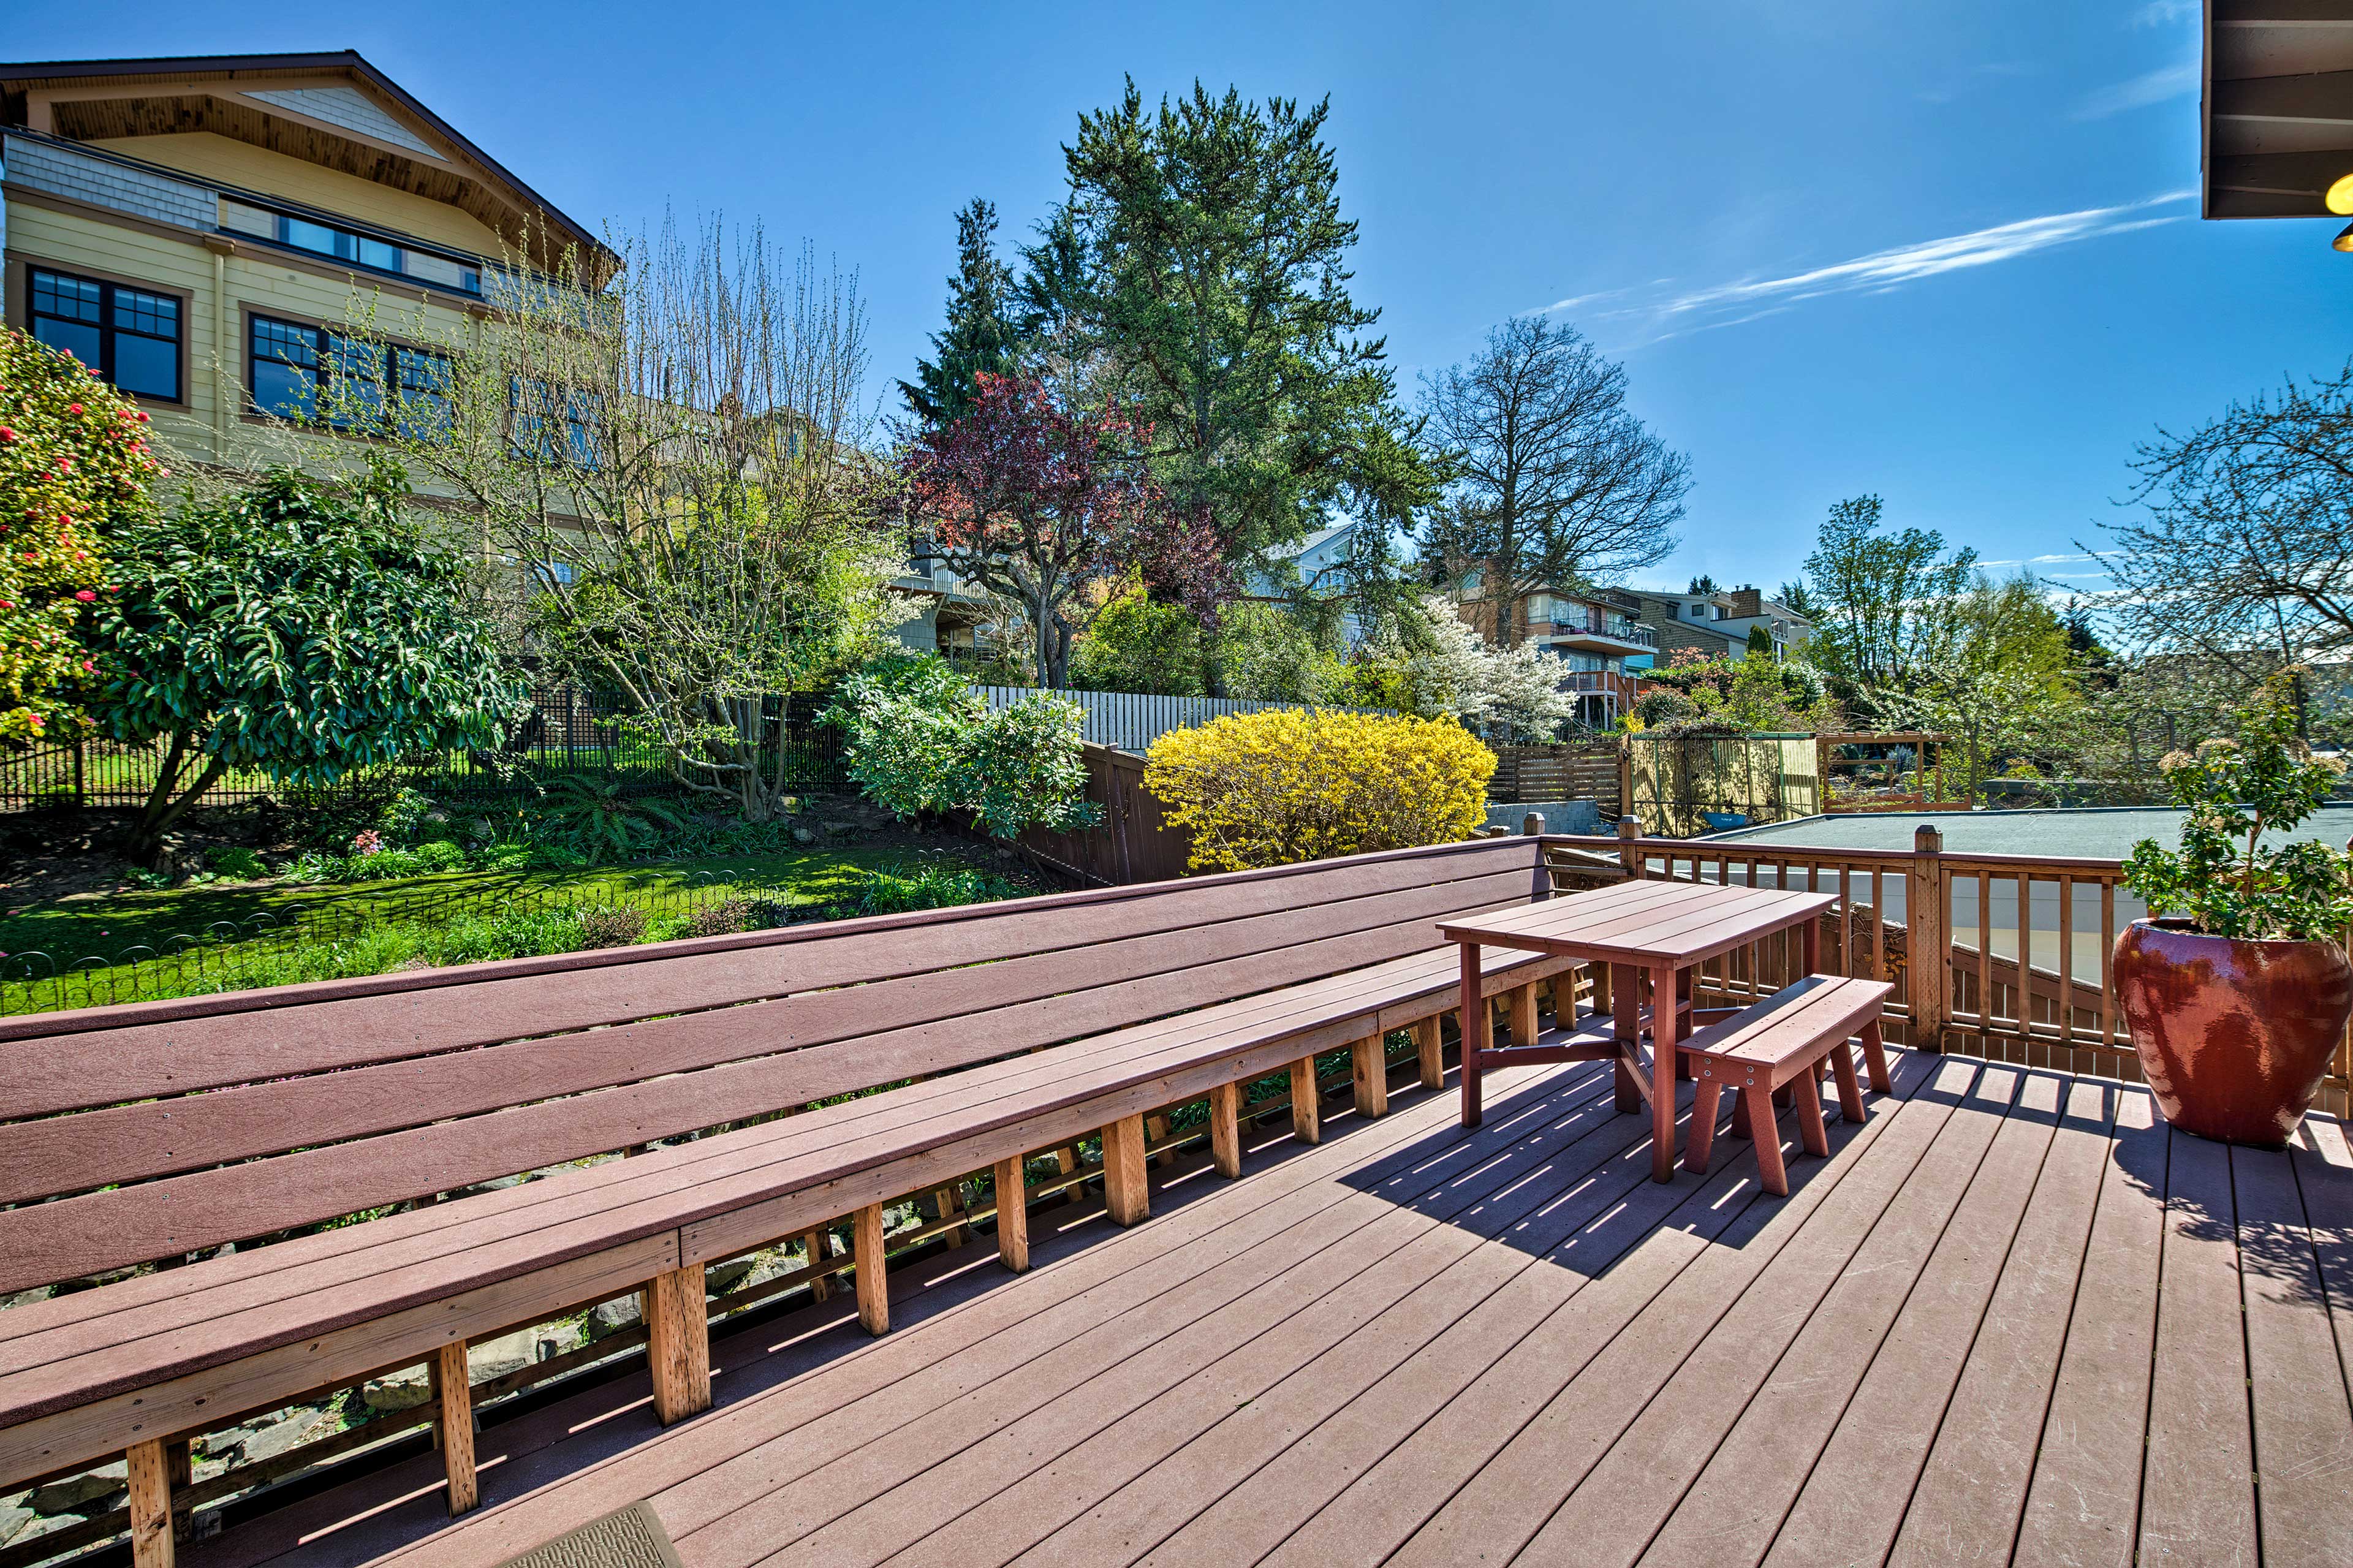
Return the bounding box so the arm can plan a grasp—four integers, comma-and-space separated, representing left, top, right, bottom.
25, 264, 184, 403
246, 311, 452, 439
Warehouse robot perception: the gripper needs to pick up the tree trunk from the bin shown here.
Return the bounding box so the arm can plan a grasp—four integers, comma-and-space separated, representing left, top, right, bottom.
128, 743, 232, 865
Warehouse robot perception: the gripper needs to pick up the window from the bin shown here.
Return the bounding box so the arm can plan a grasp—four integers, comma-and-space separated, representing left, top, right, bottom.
219, 198, 482, 295
509, 379, 602, 469
249, 314, 449, 436
29, 268, 180, 400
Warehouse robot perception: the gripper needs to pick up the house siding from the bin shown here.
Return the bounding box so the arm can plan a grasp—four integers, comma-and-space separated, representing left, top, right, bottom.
2, 134, 214, 230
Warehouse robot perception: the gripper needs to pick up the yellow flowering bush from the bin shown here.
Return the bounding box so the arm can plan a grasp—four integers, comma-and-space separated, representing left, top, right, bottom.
1143, 708, 1496, 873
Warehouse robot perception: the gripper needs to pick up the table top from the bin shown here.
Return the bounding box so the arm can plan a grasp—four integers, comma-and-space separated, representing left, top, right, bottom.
1436, 878, 1838, 966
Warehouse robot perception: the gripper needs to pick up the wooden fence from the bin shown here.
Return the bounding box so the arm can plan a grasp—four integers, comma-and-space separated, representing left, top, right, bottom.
1488, 742, 1627, 810
1015, 745, 1194, 886
1541, 821, 2352, 1119
977, 686, 1389, 753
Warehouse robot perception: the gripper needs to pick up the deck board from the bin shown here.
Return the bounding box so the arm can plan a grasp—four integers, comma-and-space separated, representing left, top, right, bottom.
183, 1048, 2353, 1568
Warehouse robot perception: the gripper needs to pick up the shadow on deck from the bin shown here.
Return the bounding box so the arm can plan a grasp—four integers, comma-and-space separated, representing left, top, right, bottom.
184, 1045, 2353, 1568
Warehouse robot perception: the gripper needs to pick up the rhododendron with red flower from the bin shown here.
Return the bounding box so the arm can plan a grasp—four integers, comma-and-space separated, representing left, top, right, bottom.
893, 372, 1232, 687
0, 325, 156, 745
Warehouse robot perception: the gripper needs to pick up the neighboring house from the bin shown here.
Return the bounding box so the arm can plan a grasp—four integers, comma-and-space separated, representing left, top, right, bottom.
1, 51, 616, 479
1606, 585, 1813, 667
892, 542, 1004, 662
1453, 574, 1658, 729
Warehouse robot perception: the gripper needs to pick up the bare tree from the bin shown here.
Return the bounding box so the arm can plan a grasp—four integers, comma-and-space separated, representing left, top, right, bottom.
1417, 315, 1687, 644
2095, 362, 2353, 670
316, 214, 906, 819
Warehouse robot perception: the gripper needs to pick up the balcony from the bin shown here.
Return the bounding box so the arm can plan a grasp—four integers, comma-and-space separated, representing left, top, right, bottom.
1534, 614, 1659, 650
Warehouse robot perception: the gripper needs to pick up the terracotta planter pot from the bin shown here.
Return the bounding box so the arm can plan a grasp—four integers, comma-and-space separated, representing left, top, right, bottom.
2113, 918, 2353, 1148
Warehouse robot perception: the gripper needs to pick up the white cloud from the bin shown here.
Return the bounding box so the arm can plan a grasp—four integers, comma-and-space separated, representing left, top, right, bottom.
2074, 60, 2197, 119
1648, 193, 2191, 322
1533, 193, 2194, 349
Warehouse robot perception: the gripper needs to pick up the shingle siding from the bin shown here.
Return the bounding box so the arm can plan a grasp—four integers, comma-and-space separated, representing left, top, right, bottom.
2, 134, 214, 230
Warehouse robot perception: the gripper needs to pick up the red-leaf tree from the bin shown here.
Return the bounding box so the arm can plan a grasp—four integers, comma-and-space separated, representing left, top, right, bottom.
898, 371, 1231, 687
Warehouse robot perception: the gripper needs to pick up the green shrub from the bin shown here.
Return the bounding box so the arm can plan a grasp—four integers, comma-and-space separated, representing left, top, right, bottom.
204, 845, 267, 879
574, 905, 648, 949
824, 654, 1099, 839
835, 864, 1021, 918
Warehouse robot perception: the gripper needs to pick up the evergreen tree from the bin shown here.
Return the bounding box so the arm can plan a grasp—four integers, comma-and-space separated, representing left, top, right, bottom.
1050, 80, 1435, 564
900, 199, 1021, 428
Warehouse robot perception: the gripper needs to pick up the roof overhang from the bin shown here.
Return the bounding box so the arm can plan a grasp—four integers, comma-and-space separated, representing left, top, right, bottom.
2204, 2, 2353, 219
0, 50, 618, 280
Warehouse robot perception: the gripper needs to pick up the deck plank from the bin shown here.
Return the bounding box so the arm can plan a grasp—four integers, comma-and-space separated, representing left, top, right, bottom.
1813, 1076, 2116, 1568
2234, 1135, 2353, 1568
1357, 1057, 1992, 1568
1881, 1078, 2123, 1567
881, 1083, 1737, 1568
2136, 1129, 2257, 1566
319, 1061, 1597, 1568
1146, 1050, 1939, 1568
2010, 1087, 2167, 1567
1637, 1066, 2060, 1568
174, 1053, 2334, 1568
669, 1071, 1675, 1566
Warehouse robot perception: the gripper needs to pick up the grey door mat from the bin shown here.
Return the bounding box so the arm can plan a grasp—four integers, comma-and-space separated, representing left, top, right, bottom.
494, 1501, 684, 1568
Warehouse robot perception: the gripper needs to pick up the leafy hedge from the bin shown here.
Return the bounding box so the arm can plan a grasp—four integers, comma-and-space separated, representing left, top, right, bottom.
1143, 708, 1496, 872
0, 325, 162, 745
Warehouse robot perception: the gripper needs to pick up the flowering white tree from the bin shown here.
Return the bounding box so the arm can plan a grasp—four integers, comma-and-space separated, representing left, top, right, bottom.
1331, 595, 1572, 740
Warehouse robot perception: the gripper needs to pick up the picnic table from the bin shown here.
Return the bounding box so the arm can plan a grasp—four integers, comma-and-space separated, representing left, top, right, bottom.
1438, 879, 1838, 1181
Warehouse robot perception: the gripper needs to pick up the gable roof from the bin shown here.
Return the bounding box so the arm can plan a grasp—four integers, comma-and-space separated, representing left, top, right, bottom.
0, 50, 616, 278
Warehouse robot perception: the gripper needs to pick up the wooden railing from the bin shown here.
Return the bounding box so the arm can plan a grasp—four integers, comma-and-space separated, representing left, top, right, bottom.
1538, 823, 2353, 1119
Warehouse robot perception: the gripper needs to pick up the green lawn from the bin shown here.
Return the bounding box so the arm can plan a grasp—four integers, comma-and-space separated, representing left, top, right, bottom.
1, 844, 1027, 1017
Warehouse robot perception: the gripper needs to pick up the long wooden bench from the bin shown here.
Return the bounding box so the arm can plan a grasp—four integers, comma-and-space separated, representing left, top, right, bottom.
0, 836, 1583, 1566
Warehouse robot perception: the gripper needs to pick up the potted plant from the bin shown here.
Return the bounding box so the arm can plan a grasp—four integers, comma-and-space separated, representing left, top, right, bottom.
2116, 675, 2353, 1146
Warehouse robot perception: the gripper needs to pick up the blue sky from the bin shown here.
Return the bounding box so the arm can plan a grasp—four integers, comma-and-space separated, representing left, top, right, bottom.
13, 1, 2349, 600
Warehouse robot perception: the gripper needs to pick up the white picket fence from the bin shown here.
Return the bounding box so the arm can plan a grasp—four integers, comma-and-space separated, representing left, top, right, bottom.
976, 685, 1390, 754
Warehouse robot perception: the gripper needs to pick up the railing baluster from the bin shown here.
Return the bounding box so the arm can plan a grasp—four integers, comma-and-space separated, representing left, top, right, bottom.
1977, 869, 1991, 1032
2101, 879, 2117, 1056
2058, 876, 2076, 1053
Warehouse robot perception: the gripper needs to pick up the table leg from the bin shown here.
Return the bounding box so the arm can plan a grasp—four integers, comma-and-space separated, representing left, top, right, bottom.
1611, 960, 1640, 1112
1651, 960, 1682, 1182
1458, 941, 1485, 1128
1802, 912, 1821, 978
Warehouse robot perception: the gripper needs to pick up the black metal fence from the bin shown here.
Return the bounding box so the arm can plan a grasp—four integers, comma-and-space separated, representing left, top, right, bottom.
0, 686, 852, 814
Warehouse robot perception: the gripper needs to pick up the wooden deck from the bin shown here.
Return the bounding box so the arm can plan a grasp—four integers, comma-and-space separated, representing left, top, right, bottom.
183, 1043, 2353, 1568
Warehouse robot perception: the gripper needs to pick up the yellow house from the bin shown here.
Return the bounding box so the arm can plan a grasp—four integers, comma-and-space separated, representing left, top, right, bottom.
0, 50, 616, 471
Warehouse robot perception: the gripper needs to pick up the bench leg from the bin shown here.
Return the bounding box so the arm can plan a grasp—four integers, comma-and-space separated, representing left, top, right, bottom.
646, 1263, 711, 1425
993, 1156, 1029, 1272
428, 1339, 479, 1513
1104, 1113, 1150, 1225
1686, 1077, 1722, 1175
930, 1184, 968, 1248
1728, 1084, 1753, 1139
1210, 1081, 1243, 1178
1352, 1035, 1389, 1118
854, 1204, 889, 1335
165, 1439, 192, 1544
1792, 1064, 1831, 1158
1510, 983, 1539, 1048
1745, 1087, 1789, 1196
1860, 1018, 1892, 1093
1831, 1039, 1868, 1124
1291, 1058, 1323, 1144
1414, 1016, 1443, 1089
127, 1437, 173, 1567
800, 1226, 832, 1303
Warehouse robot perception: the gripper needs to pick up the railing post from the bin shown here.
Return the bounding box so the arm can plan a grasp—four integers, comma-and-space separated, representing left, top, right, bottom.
1617, 741, 1634, 820
1908, 824, 1949, 1052
1521, 811, 1544, 836
1618, 815, 1644, 880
